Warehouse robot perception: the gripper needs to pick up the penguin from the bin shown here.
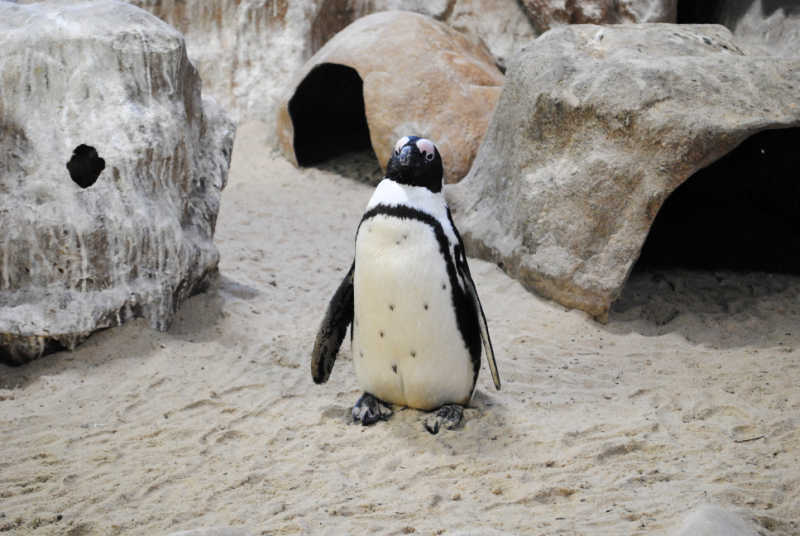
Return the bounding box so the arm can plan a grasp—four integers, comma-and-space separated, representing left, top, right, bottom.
311, 136, 500, 434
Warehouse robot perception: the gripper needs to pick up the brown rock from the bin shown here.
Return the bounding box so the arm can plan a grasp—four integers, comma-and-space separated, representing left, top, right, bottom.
277, 11, 504, 183
310, 0, 535, 70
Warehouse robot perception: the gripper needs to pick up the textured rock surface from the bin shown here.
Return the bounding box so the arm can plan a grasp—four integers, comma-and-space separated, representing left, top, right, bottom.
310, 0, 536, 71
673, 505, 759, 536
129, 0, 531, 127
679, 0, 800, 57
520, 0, 676, 33
277, 11, 504, 183
448, 23, 800, 320
0, 0, 234, 364
129, 0, 318, 124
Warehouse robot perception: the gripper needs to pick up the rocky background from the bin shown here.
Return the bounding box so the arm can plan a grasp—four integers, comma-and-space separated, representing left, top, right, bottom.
121, 0, 800, 318
1, 0, 799, 534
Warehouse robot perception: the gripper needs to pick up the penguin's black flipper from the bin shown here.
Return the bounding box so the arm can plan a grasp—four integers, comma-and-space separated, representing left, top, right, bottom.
447, 209, 501, 391
311, 262, 354, 384
456, 251, 501, 390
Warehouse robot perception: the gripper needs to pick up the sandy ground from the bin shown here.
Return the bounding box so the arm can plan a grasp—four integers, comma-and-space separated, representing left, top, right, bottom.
1, 122, 799, 536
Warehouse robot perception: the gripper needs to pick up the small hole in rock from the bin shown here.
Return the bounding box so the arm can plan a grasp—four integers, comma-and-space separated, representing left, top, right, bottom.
67, 144, 105, 188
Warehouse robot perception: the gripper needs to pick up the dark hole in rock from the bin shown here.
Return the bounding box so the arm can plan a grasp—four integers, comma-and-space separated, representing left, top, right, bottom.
635, 128, 800, 274
67, 144, 105, 188
288, 63, 375, 167
678, 0, 800, 24
677, 1, 732, 24
611, 128, 800, 345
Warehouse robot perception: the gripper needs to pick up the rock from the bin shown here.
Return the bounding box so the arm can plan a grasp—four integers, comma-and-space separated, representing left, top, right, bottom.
447, 24, 800, 320
0, 0, 234, 365
129, 0, 319, 124
310, 0, 536, 71
673, 504, 759, 536
678, 0, 800, 58
131, 1, 530, 130
276, 11, 504, 183
519, 0, 676, 34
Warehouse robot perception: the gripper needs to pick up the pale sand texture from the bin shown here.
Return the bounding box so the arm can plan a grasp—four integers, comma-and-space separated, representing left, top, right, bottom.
1, 122, 799, 535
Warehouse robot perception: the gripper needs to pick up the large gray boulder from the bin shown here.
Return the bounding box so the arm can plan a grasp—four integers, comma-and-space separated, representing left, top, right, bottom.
448, 23, 800, 321
0, 0, 234, 365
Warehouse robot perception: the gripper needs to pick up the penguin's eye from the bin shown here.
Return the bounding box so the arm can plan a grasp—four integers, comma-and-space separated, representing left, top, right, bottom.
416, 138, 436, 162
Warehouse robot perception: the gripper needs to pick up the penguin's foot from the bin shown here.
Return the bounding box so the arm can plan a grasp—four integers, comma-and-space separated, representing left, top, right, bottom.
424, 404, 464, 435
352, 393, 393, 426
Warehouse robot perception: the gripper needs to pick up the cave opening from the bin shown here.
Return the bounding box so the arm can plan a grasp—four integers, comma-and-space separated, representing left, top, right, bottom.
288, 63, 375, 167
677, 0, 731, 24
677, 0, 800, 25
635, 127, 800, 274
67, 144, 105, 189
611, 127, 800, 343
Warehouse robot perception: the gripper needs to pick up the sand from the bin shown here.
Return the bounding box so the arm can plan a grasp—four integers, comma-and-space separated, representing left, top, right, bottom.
1, 122, 798, 535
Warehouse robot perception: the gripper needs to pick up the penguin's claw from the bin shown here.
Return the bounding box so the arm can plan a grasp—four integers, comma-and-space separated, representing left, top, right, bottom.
424, 404, 464, 434
352, 393, 393, 425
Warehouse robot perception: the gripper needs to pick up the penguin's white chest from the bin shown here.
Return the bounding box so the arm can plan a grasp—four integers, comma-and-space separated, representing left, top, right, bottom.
352, 213, 474, 410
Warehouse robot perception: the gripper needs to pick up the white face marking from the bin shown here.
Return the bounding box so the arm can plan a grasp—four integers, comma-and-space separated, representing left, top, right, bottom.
416, 138, 436, 161
394, 136, 410, 155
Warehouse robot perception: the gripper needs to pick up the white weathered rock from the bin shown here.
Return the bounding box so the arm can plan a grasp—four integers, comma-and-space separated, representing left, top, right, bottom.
448, 24, 800, 320
519, 0, 676, 33
129, 0, 319, 125
673, 504, 759, 536
276, 11, 504, 183
680, 0, 800, 57
445, 0, 538, 71
0, 0, 234, 365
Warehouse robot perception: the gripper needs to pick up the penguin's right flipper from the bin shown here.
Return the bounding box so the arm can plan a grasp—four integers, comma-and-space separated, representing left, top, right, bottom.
311, 262, 354, 384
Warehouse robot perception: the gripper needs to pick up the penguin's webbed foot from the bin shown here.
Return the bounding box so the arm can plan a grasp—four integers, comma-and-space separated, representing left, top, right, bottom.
352, 393, 393, 426
424, 404, 463, 434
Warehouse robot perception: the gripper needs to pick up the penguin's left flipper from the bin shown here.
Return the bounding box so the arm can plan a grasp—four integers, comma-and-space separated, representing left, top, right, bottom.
311, 262, 354, 384
424, 404, 464, 434
454, 246, 501, 391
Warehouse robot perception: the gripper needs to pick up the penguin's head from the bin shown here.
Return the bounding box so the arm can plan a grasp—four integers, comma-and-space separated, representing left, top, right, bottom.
385, 136, 443, 193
